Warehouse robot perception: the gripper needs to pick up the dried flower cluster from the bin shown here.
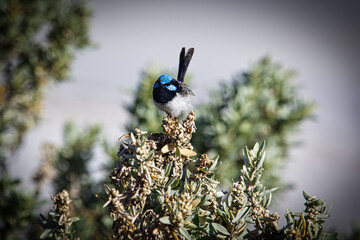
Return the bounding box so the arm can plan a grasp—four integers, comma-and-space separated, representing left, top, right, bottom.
282, 191, 336, 240
229, 181, 247, 211
99, 111, 337, 240
39, 189, 79, 239
52, 189, 72, 227
102, 111, 223, 239
159, 112, 197, 177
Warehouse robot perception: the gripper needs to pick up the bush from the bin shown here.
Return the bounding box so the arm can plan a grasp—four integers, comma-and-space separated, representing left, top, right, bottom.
96, 112, 337, 239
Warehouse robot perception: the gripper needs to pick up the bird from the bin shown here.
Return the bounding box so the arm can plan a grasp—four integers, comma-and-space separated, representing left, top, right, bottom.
153, 47, 195, 117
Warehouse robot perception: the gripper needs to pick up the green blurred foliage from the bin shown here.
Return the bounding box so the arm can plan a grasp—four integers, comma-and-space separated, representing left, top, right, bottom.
0, 174, 41, 239
53, 122, 100, 193
126, 57, 315, 189
0, 0, 91, 170
0, 0, 92, 239
194, 56, 314, 188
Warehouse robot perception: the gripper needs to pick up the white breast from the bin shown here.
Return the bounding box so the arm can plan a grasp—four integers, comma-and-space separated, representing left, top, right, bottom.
153, 93, 193, 117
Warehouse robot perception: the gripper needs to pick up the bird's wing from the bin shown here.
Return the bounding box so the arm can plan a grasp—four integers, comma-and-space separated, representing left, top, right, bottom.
177, 47, 194, 83
179, 83, 195, 96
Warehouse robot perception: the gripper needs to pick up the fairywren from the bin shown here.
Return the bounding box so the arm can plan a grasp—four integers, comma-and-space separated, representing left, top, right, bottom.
153, 47, 195, 117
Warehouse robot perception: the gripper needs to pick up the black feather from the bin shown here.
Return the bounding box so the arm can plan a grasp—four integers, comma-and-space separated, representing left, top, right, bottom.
153, 85, 176, 103
177, 47, 194, 83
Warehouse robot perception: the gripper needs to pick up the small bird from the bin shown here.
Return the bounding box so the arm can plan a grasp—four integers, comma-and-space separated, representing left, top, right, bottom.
153, 47, 195, 117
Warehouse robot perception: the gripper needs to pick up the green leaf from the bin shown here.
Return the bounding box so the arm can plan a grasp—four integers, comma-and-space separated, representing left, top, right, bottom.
243, 147, 253, 168
200, 194, 213, 204
193, 180, 202, 196
245, 216, 255, 224
69, 217, 79, 222
159, 216, 171, 225
145, 151, 155, 161
40, 228, 52, 239
317, 214, 330, 219
39, 213, 46, 221
184, 178, 189, 192
204, 176, 219, 185
39, 214, 47, 225
222, 201, 230, 216
190, 181, 197, 192
123, 154, 134, 159
169, 189, 178, 196
179, 227, 192, 240
158, 195, 165, 204
303, 191, 310, 200
209, 156, 220, 171
232, 207, 250, 223
256, 151, 266, 170
285, 209, 294, 224
313, 198, 325, 206
259, 216, 277, 222
49, 211, 56, 217
227, 192, 232, 206
257, 141, 266, 159
211, 222, 230, 236
130, 132, 136, 143
253, 142, 259, 154
165, 176, 178, 188
171, 179, 180, 188
326, 203, 333, 215
131, 170, 137, 178
264, 192, 272, 208
164, 162, 173, 177
261, 187, 279, 197
176, 147, 181, 158
186, 168, 192, 179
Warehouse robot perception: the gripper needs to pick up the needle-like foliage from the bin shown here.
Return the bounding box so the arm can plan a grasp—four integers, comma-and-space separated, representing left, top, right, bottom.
98, 112, 337, 240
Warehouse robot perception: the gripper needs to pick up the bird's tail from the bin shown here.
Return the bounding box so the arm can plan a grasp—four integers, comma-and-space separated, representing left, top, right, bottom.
177, 47, 194, 83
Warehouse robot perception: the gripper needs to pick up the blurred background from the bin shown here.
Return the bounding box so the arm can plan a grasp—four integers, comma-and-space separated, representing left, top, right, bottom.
2, 0, 360, 238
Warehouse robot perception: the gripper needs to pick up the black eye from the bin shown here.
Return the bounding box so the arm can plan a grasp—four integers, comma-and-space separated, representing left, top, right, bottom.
170, 80, 179, 87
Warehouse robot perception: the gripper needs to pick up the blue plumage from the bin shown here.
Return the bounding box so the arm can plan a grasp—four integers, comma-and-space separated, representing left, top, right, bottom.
154, 74, 178, 91
153, 48, 195, 117
158, 74, 173, 85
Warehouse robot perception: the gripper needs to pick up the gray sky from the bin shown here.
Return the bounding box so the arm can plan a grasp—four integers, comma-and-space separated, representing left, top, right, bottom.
9, 0, 360, 234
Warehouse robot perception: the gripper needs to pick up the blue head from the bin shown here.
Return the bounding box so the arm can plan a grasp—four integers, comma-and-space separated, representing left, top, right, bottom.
154, 74, 178, 91
153, 74, 181, 104
159, 74, 172, 84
